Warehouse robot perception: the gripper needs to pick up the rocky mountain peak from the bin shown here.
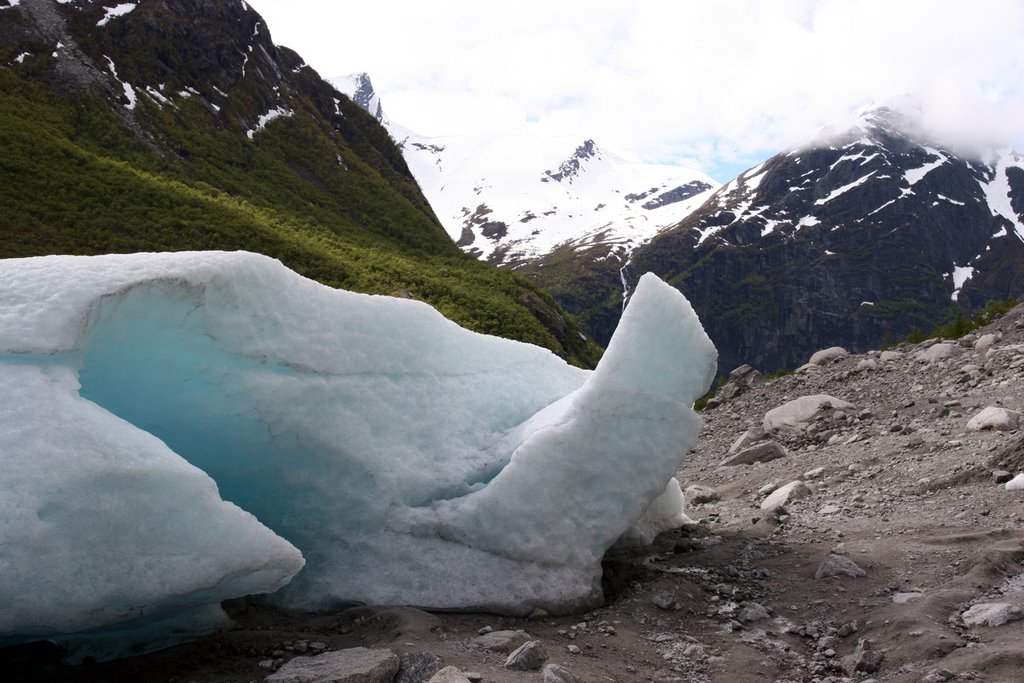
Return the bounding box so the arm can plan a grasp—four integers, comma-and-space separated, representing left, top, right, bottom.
336, 71, 385, 122
542, 138, 599, 184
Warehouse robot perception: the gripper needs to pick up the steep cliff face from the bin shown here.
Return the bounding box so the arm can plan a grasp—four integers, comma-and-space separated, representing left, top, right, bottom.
626, 103, 1024, 373
0, 0, 601, 366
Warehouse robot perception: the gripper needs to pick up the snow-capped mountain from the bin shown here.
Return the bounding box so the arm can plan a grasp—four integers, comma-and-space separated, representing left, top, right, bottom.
626, 99, 1024, 373
332, 73, 718, 267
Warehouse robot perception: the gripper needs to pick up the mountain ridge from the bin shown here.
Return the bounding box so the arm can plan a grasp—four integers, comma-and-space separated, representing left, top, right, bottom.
332, 72, 719, 269
626, 101, 1024, 373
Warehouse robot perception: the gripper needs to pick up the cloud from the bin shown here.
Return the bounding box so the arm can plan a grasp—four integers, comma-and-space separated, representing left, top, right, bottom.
250, 0, 1024, 180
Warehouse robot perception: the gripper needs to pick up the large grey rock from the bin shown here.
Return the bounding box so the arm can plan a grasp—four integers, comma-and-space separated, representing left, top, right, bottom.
763, 395, 856, 432
425, 666, 472, 683
918, 342, 958, 362
396, 652, 443, 683
542, 663, 579, 683
470, 629, 531, 653
961, 602, 1024, 627
815, 553, 866, 579
975, 333, 1000, 351
966, 406, 1021, 431
266, 648, 399, 683
721, 440, 788, 466
879, 350, 904, 363
760, 480, 811, 511
809, 346, 848, 365
504, 640, 548, 671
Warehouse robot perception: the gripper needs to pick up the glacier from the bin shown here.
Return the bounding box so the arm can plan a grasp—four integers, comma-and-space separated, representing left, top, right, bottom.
0, 251, 715, 658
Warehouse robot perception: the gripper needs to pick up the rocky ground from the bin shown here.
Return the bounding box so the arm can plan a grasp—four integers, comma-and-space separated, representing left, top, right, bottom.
8, 306, 1024, 683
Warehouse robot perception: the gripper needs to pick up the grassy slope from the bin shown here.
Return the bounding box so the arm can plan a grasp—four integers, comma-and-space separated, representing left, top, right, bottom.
0, 61, 601, 366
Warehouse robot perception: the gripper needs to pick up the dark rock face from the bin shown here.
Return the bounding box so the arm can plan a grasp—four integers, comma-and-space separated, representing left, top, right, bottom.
542, 139, 598, 184
622, 106, 1024, 374
640, 180, 715, 210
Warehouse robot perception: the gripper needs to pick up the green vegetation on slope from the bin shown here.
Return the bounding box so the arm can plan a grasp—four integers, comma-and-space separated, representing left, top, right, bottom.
0, 65, 601, 367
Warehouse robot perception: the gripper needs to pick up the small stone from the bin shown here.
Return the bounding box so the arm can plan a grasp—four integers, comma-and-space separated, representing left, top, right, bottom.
721, 440, 788, 467
856, 359, 878, 372
761, 480, 811, 511
737, 601, 771, 622
477, 625, 493, 635
652, 592, 679, 610
684, 484, 720, 505
992, 470, 1013, 484
470, 629, 531, 653
426, 666, 472, 683
566, 644, 582, 655
542, 663, 579, 683
815, 553, 866, 579
961, 602, 1024, 627
818, 504, 841, 515
504, 640, 548, 671
804, 466, 826, 480
528, 607, 550, 621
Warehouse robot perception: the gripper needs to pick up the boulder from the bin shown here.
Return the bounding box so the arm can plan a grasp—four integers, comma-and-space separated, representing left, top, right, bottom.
728, 426, 767, 454
815, 553, 866, 579
426, 667, 472, 683
975, 333, 1000, 351
966, 406, 1021, 432
266, 648, 400, 683
840, 638, 883, 675
761, 481, 811, 511
504, 640, 548, 671
808, 346, 848, 365
961, 602, 1024, 627
470, 629, 531, 653
763, 395, 856, 432
542, 663, 580, 683
684, 484, 720, 505
396, 652, 443, 683
917, 343, 958, 363
721, 441, 788, 467
856, 359, 878, 371
879, 350, 903, 363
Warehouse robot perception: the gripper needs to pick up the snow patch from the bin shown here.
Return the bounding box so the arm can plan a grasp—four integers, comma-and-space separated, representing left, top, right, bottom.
103, 56, 136, 110
97, 3, 137, 27
951, 265, 975, 301
246, 107, 292, 139
814, 172, 877, 206
903, 148, 947, 186
981, 149, 1024, 241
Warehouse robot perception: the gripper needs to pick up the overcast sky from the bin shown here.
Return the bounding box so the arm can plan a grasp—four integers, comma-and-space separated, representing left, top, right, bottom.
248, 0, 1024, 182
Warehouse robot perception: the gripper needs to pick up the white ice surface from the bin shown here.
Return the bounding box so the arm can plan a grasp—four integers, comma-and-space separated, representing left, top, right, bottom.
0, 252, 715, 653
